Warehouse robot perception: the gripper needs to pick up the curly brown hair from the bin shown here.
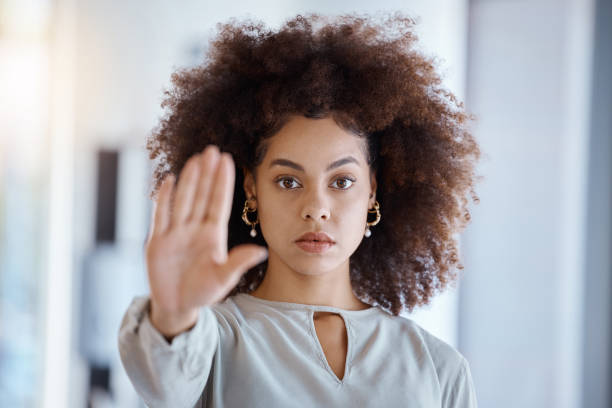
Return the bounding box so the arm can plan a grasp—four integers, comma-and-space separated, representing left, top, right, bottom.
146, 12, 482, 316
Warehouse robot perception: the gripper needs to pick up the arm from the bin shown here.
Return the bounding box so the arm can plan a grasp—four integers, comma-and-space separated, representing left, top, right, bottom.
118, 295, 219, 408
442, 356, 478, 408
120, 147, 266, 406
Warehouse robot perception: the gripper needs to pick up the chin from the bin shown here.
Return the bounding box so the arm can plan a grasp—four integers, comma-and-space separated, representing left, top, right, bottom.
286, 252, 346, 275
292, 265, 335, 277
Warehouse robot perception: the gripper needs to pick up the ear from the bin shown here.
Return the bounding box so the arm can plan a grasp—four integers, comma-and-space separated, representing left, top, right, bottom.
243, 167, 257, 206
369, 170, 377, 207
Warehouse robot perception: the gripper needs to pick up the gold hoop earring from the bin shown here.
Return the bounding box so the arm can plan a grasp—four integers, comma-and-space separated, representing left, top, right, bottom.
242, 198, 259, 237
365, 200, 381, 238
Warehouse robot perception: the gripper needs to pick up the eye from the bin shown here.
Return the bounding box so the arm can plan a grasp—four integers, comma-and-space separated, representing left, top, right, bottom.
275, 176, 301, 190
274, 176, 356, 190
330, 176, 355, 190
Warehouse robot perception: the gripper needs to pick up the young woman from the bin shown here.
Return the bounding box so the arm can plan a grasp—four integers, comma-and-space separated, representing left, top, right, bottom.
118, 12, 481, 407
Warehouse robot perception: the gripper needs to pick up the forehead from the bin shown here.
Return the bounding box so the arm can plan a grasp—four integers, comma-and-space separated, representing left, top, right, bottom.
261, 115, 367, 164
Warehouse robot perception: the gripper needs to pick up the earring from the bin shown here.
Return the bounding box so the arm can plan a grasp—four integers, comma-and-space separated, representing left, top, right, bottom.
242, 198, 259, 237
364, 200, 381, 238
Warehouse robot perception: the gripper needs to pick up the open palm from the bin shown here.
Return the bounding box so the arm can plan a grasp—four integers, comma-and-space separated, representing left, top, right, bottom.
145, 145, 268, 336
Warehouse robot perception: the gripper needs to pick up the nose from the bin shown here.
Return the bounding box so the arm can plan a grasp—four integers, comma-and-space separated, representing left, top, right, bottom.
302, 207, 330, 221
300, 189, 331, 221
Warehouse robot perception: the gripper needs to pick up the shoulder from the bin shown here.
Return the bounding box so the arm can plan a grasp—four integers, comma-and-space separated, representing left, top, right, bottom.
407, 317, 466, 374
380, 314, 471, 391
209, 294, 245, 331
388, 315, 477, 406
378, 313, 464, 361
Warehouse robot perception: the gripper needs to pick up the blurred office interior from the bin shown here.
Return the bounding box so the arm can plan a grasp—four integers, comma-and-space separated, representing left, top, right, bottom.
0, 0, 610, 407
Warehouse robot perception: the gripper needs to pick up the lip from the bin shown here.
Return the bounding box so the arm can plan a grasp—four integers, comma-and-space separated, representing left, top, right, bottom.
295, 231, 335, 254
295, 240, 335, 253
295, 231, 335, 243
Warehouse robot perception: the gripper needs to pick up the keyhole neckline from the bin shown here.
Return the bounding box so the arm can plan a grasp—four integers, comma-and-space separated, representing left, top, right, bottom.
309, 309, 351, 383
237, 293, 379, 317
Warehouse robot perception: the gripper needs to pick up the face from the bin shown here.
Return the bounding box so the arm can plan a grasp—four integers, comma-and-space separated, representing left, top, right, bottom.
243, 114, 377, 277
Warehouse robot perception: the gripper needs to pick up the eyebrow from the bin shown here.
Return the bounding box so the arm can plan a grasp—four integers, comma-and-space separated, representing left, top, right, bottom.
268, 156, 360, 172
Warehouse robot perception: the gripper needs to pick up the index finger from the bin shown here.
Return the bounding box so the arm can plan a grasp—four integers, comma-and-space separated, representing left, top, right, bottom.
205, 153, 235, 226
151, 173, 175, 237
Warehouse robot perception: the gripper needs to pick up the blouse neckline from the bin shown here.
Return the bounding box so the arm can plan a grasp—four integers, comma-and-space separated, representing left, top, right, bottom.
235, 293, 381, 317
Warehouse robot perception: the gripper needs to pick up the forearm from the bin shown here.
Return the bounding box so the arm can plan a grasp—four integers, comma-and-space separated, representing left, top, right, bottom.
118, 296, 219, 408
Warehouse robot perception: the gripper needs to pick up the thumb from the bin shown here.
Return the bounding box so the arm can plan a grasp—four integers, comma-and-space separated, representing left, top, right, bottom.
217, 244, 268, 285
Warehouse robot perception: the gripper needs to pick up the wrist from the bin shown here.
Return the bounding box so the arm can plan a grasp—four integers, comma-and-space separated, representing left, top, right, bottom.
149, 299, 199, 340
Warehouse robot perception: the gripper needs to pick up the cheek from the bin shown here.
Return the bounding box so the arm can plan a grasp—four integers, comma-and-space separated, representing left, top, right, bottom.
255, 197, 293, 244
343, 204, 369, 238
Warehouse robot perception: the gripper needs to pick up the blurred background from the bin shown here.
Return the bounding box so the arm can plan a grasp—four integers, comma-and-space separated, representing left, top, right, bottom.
0, 0, 610, 407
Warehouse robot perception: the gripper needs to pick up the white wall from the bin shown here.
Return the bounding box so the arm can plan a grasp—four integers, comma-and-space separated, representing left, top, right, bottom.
462, 0, 594, 407
582, 0, 612, 407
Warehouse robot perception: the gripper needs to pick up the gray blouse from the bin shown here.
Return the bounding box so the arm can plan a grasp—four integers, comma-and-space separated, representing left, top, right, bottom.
118, 293, 477, 407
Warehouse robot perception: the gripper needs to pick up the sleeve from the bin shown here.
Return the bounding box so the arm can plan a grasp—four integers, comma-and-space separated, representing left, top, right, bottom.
442, 356, 478, 408
117, 295, 220, 408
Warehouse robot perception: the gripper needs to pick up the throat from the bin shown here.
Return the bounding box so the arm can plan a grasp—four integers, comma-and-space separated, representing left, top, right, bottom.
313, 311, 348, 381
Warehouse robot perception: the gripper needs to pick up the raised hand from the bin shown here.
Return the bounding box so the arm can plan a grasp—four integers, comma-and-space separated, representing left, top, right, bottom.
145, 145, 268, 338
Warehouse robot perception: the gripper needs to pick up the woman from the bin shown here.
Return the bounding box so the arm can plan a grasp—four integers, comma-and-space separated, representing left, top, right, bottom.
118, 12, 481, 407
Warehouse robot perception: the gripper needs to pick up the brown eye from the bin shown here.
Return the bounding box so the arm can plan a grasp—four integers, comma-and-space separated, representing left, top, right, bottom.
331, 177, 355, 190
276, 176, 300, 190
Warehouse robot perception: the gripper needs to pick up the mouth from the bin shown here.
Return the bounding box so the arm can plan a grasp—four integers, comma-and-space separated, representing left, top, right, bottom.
295, 231, 335, 244
295, 240, 335, 253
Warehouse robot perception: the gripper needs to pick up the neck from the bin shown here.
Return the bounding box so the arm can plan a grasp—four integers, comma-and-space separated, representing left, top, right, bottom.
249, 249, 371, 311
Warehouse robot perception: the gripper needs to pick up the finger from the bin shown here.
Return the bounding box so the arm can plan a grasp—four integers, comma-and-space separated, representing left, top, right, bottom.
172, 155, 201, 226
152, 174, 175, 237
190, 145, 221, 223
213, 244, 268, 292
205, 153, 235, 226
146, 201, 157, 243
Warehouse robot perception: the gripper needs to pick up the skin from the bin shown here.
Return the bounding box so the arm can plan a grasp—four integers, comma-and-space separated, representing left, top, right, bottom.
244, 115, 377, 311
